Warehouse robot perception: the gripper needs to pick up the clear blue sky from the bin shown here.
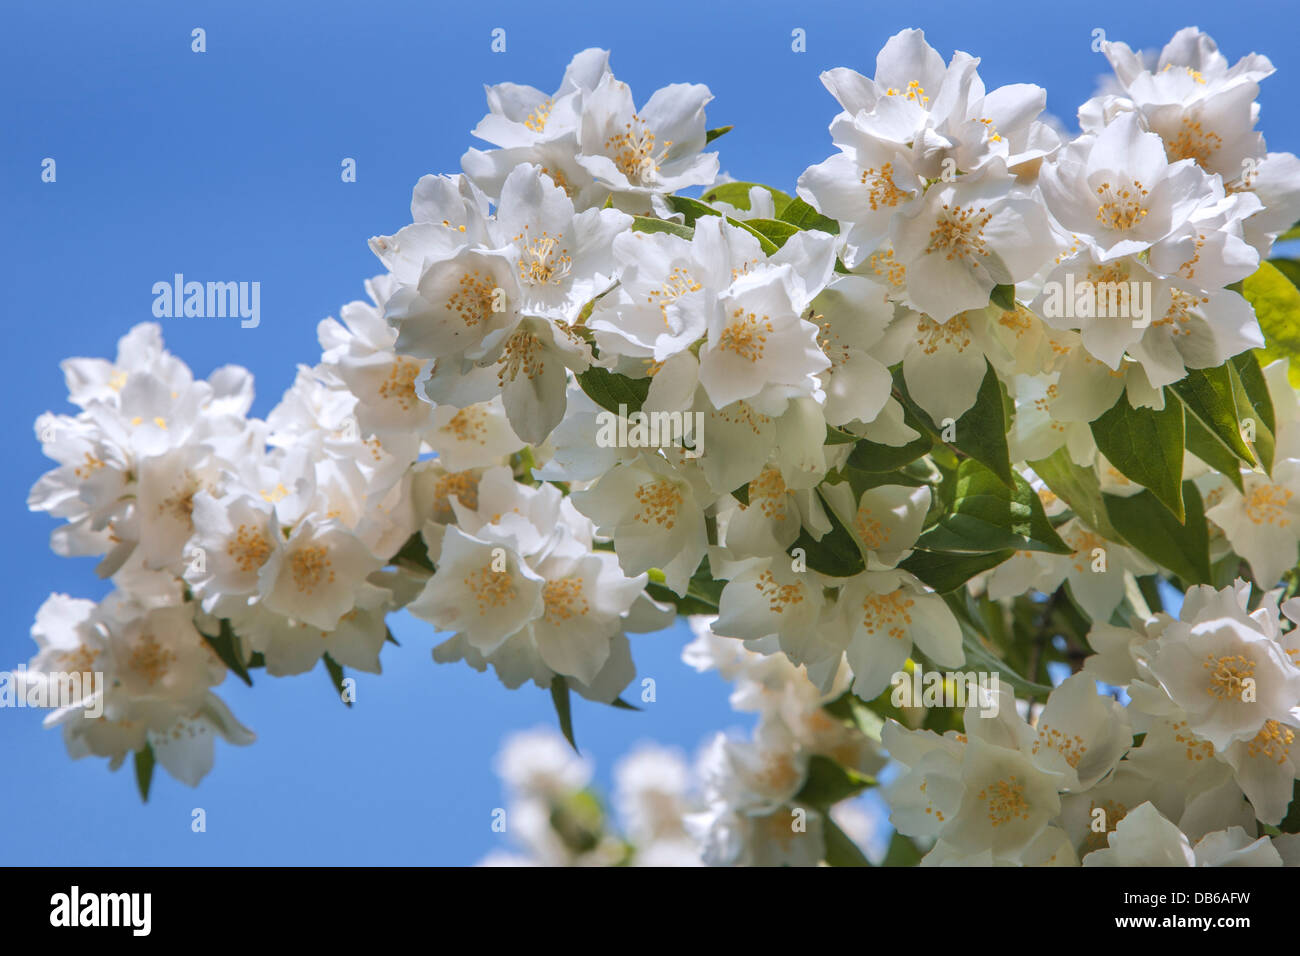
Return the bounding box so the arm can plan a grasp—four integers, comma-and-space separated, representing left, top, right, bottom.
2, 0, 1296, 865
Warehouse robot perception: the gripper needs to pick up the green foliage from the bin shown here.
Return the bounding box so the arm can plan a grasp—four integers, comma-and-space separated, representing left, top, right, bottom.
795, 755, 875, 807
323, 654, 352, 709
1243, 260, 1300, 388
1090, 393, 1186, 521
914, 459, 1071, 555
778, 196, 839, 233
576, 367, 651, 414
134, 744, 155, 803
550, 676, 578, 753
894, 362, 1015, 487
700, 180, 794, 213
1104, 483, 1212, 585
630, 215, 693, 240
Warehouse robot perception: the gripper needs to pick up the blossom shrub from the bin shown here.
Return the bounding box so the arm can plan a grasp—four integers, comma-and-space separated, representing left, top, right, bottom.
24, 28, 1300, 866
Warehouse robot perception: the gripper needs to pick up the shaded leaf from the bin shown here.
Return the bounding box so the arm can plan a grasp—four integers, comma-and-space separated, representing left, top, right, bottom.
900, 548, 1016, 593
550, 676, 578, 753
1169, 367, 1255, 465
823, 817, 872, 867
323, 653, 352, 709
1104, 482, 1212, 585
847, 434, 933, 473
914, 459, 1071, 555
1229, 352, 1277, 474
1090, 393, 1185, 521
134, 744, 155, 803
795, 755, 875, 807
576, 367, 650, 415
1027, 446, 1122, 541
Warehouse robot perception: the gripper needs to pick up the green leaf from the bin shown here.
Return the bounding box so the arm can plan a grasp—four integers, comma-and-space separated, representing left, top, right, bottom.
822, 817, 872, 867
1169, 367, 1255, 465
725, 216, 780, 255
200, 619, 253, 687
630, 215, 693, 240
881, 831, 924, 867
787, 489, 866, 577
390, 531, 435, 573
1090, 393, 1185, 521
1243, 260, 1300, 387
915, 459, 1071, 555
550, 676, 578, 753
823, 691, 884, 740
1104, 483, 1213, 585
740, 217, 803, 249
778, 196, 840, 234
704, 125, 733, 144
942, 593, 1054, 697
575, 367, 651, 415
894, 362, 1015, 488
1027, 446, 1122, 541
1278, 780, 1300, 833
825, 424, 859, 445
645, 580, 717, 615
699, 180, 794, 214
795, 755, 875, 807
900, 548, 1016, 593
846, 434, 933, 473
665, 194, 721, 227
989, 283, 1017, 311
608, 697, 641, 711
385, 627, 401, 646
1184, 413, 1245, 493
1279, 222, 1300, 242
1271, 258, 1300, 291
1229, 352, 1277, 474
134, 744, 155, 803
322, 653, 352, 709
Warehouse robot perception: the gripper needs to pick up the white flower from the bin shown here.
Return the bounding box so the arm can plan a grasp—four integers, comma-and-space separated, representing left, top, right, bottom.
829, 568, 964, 700
576, 73, 719, 213
1137, 581, 1300, 750
570, 452, 708, 596
1040, 112, 1215, 261
259, 518, 383, 632
408, 524, 544, 654
890, 165, 1052, 321
1206, 425, 1300, 587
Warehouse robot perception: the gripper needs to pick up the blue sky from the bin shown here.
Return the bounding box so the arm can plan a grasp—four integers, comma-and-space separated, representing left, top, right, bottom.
2, 0, 1297, 865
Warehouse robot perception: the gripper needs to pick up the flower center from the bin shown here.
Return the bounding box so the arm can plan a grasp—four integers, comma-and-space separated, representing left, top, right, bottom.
543, 577, 589, 624
633, 478, 683, 530
861, 589, 915, 639
1203, 653, 1256, 701
978, 775, 1031, 827
1094, 179, 1150, 232
606, 113, 672, 186
515, 230, 572, 286
719, 308, 773, 363
926, 203, 992, 262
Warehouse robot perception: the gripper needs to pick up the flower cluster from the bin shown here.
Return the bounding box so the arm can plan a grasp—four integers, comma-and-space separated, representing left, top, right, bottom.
481, 616, 885, 866
24, 27, 1300, 865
